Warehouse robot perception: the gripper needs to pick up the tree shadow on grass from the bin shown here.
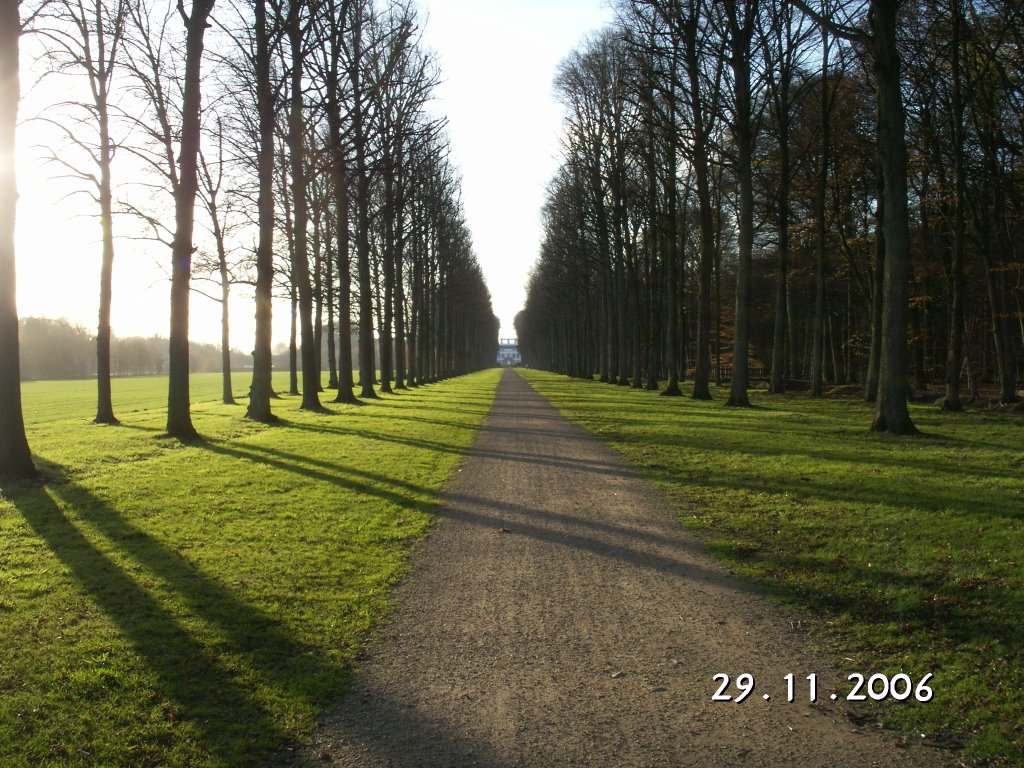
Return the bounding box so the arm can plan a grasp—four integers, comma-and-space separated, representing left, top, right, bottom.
8, 463, 346, 766
638, 439, 1024, 522
787, 555, 1024, 651
714, 540, 1024, 757
192, 441, 738, 591
194, 440, 435, 516
279, 419, 631, 479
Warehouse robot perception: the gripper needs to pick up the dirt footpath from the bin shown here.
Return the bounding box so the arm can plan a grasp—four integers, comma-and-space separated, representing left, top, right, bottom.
278, 369, 959, 767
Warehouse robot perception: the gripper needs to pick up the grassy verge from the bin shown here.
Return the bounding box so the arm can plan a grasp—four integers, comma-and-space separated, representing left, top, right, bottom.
520, 369, 1023, 765
1, 369, 501, 767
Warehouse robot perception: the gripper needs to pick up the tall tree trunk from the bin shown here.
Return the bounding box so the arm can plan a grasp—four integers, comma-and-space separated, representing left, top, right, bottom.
326, 239, 338, 389
614, 190, 629, 385
96, 89, 118, 423
312, 216, 324, 390
811, 22, 831, 398
348, 9, 377, 399
418, 240, 431, 383
726, 0, 755, 407
354, 156, 376, 395
662, 140, 682, 396
979, 199, 1019, 405
379, 159, 395, 394
870, 0, 918, 434
768, 11, 794, 396
288, 282, 299, 395
769, 108, 791, 395
601, 270, 613, 382
643, 79, 659, 391
941, 0, 966, 411
246, 0, 277, 423
219, 240, 234, 404
166, 0, 215, 440
325, 15, 357, 404
865, 163, 884, 402
393, 148, 408, 389
0, 0, 35, 477
645, 258, 660, 390
911, 302, 926, 390
687, 12, 715, 401
631, 262, 643, 388
408, 214, 421, 385
287, 9, 322, 411
200, 150, 236, 406
992, 176, 1019, 404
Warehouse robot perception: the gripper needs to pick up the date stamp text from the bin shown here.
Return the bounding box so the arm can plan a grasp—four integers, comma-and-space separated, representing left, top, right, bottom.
711, 672, 934, 703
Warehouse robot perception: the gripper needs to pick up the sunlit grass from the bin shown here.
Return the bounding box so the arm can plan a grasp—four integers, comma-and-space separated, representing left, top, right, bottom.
1, 369, 501, 767
521, 369, 1023, 765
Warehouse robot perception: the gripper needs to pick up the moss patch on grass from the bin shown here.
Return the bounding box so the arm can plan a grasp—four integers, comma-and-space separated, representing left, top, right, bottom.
521, 370, 1023, 765
1, 370, 500, 767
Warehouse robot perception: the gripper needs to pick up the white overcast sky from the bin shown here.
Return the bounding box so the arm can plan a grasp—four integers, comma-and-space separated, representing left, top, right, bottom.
416, 0, 613, 339
14, 0, 614, 347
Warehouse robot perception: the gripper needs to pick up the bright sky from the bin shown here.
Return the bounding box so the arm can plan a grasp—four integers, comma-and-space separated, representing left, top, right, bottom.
14, 0, 613, 348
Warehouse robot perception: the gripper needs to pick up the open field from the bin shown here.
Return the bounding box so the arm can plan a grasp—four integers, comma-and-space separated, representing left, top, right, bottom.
1, 370, 501, 767
521, 370, 1023, 765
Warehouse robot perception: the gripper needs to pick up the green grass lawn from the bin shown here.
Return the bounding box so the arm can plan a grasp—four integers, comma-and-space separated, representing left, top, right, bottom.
520, 369, 1023, 765
1, 370, 501, 767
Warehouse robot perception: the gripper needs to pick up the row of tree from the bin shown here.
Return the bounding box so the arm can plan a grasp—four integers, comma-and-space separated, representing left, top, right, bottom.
1, 0, 499, 478
515, 0, 1023, 434
17, 317, 257, 380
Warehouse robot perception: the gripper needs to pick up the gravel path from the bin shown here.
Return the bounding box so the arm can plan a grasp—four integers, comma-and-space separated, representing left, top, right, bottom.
277, 369, 958, 767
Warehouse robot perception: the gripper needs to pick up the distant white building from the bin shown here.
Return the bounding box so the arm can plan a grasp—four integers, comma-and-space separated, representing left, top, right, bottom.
497, 338, 521, 367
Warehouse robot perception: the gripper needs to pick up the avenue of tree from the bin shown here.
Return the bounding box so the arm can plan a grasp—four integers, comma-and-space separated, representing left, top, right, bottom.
1, 0, 499, 478
516, 0, 1023, 433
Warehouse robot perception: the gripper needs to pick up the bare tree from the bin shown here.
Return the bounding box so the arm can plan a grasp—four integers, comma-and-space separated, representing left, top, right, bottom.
244, 0, 284, 422
196, 117, 242, 405
790, 0, 918, 433
167, 0, 217, 437
759, 0, 813, 394
282, 0, 322, 410
722, 0, 760, 407
809, 7, 839, 397
36, 0, 130, 424
121, 0, 216, 437
0, 0, 36, 478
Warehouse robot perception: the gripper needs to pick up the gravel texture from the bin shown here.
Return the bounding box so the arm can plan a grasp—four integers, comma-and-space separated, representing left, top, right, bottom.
275, 369, 959, 767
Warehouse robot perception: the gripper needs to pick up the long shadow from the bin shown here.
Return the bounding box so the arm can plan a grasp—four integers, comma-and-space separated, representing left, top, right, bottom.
193, 440, 734, 589
528, 391, 1020, 512
281, 420, 633, 479
197, 440, 432, 513
730, 542, 1024, 656
436, 492, 728, 587
638, 444, 1023, 522
269, 690, 518, 768
534, 379, 1023, 454
520, 377, 1024, 617
10, 470, 344, 765
361, 411, 485, 433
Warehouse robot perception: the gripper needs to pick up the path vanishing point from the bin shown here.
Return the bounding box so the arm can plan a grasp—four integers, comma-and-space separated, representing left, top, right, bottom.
277, 369, 958, 768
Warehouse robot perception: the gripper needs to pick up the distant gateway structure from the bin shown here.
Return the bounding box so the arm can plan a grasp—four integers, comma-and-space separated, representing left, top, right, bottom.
497, 338, 521, 367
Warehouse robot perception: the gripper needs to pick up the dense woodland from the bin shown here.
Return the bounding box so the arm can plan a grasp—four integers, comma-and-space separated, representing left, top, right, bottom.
516, 0, 1024, 432
1, 0, 499, 477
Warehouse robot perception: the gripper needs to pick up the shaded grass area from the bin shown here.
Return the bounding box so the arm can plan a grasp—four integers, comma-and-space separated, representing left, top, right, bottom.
0, 370, 501, 767
520, 370, 1023, 765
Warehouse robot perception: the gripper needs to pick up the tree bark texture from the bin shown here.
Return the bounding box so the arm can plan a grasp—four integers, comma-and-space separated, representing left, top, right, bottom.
166, 0, 215, 440
0, 0, 36, 477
